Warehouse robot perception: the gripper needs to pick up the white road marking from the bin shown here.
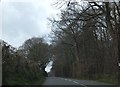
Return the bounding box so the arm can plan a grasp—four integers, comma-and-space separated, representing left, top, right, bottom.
62, 78, 87, 87
73, 81, 79, 84
80, 84, 87, 87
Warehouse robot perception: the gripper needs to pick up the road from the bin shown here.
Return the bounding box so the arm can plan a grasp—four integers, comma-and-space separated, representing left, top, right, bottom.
43, 77, 117, 87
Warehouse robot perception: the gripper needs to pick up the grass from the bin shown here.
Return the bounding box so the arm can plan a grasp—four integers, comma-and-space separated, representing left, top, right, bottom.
34, 77, 46, 85
3, 73, 46, 85
61, 73, 119, 85
96, 73, 119, 85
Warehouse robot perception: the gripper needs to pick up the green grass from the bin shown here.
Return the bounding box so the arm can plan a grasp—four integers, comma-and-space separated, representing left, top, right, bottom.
96, 73, 119, 85
3, 73, 46, 85
34, 77, 46, 85
61, 73, 119, 85
6, 76, 30, 85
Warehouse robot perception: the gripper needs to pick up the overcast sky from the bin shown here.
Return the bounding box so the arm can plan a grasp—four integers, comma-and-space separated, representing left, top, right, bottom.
45, 61, 53, 73
1, 0, 60, 48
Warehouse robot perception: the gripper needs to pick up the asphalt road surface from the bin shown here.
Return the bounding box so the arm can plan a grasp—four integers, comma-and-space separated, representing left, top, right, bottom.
43, 77, 118, 87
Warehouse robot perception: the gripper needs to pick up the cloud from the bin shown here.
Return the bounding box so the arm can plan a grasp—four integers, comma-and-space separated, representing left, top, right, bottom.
2, 0, 60, 48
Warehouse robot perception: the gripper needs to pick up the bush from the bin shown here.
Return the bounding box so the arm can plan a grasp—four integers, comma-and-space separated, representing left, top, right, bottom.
2, 43, 46, 85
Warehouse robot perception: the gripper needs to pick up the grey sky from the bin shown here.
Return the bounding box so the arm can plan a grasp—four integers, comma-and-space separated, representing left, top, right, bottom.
1, 0, 60, 48
45, 61, 53, 73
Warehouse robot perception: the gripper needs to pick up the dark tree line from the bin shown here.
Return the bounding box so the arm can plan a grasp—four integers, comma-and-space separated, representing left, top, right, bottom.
49, 1, 120, 84
2, 37, 49, 85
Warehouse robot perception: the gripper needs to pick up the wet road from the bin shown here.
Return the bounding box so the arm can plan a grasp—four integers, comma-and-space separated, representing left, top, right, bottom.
43, 77, 117, 87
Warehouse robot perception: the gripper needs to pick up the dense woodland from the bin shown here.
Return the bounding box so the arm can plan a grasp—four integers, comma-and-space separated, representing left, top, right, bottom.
49, 1, 120, 84
2, 37, 49, 85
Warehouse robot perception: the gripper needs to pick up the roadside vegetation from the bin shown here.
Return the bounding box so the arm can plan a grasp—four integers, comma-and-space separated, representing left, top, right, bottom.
49, 0, 120, 85
2, 37, 49, 85
96, 73, 118, 84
